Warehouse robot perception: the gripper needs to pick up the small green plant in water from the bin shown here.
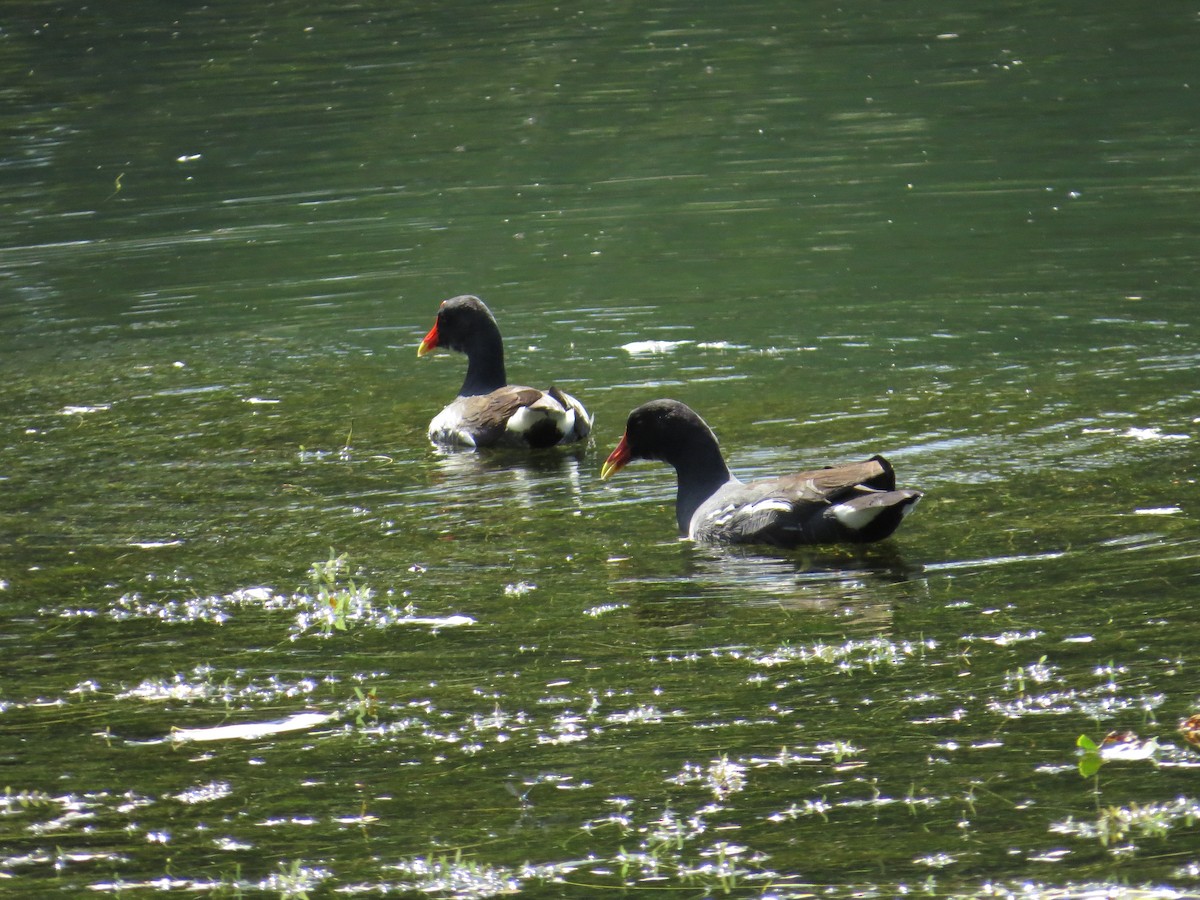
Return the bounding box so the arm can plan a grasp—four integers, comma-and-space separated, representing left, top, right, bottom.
306, 550, 365, 634
679, 841, 754, 895
352, 686, 379, 728
1076, 730, 1159, 779
391, 849, 521, 896
262, 858, 331, 898
2, 787, 57, 811
817, 739, 861, 764
1053, 796, 1200, 848
1077, 733, 1105, 778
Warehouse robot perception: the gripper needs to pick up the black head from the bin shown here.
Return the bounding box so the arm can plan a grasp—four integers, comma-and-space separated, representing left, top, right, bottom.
602, 399, 725, 478
418, 295, 502, 357
625, 399, 715, 462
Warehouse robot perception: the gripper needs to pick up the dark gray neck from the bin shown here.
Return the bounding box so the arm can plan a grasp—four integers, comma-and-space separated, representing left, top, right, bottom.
459, 331, 507, 396
671, 444, 734, 533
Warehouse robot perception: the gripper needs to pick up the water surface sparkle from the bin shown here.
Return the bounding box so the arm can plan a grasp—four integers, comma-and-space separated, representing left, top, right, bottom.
2, 0, 1199, 897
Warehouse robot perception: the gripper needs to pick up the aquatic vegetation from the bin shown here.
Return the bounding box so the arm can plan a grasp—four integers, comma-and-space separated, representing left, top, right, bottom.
288, 552, 477, 637
51, 553, 474, 639
1051, 796, 1200, 849
746, 636, 936, 672
261, 859, 334, 898
305, 549, 365, 633
604, 703, 669, 725
0, 788, 59, 814
582, 601, 630, 617
173, 781, 233, 804
117, 667, 321, 705
679, 840, 767, 894
11, 577, 1200, 899
667, 755, 748, 801
767, 796, 834, 823
989, 659, 1166, 722
386, 851, 523, 898
351, 685, 379, 727
1003, 656, 1056, 695
814, 739, 863, 763
1076, 731, 1160, 777
971, 882, 1189, 899
580, 796, 776, 894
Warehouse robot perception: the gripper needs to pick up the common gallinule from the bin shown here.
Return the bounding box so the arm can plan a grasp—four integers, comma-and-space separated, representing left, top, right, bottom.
601, 399, 921, 546
417, 295, 592, 449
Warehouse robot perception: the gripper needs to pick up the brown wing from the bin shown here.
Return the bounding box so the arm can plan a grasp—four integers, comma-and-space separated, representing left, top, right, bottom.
460, 387, 543, 425
767, 455, 895, 503
453, 387, 546, 444
695, 456, 911, 545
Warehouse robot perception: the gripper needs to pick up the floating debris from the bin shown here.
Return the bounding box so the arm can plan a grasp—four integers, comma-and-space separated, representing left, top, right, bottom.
58, 404, 111, 416
620, 340, 692, 355
168, 711, 335, 744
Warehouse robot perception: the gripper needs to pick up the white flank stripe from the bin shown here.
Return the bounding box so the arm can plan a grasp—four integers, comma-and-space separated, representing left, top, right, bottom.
744, 498, 792, 515
710, 497, 791, 527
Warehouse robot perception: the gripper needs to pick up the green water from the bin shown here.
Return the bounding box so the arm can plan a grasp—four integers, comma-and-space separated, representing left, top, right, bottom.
2, 2, 1198, 897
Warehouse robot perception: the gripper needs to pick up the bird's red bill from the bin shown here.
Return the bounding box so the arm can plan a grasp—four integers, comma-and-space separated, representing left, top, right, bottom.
417, 321, 440, 357
600, 434, 631, 480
